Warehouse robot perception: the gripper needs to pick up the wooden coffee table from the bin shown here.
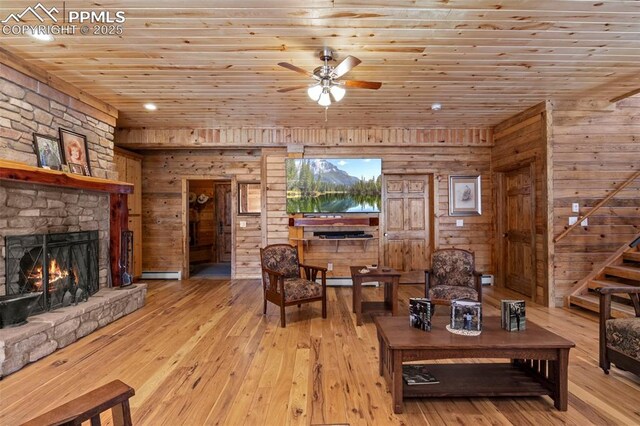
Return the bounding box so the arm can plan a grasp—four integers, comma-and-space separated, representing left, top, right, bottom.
350, 266, 401, 326
374, 315, 575, 414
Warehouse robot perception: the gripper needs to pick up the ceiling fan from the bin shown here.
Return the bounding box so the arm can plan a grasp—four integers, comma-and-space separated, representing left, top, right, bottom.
277, 48, 382, 107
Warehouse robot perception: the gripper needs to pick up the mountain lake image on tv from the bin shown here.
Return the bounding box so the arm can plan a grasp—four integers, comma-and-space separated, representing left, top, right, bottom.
286, 158, 382, 213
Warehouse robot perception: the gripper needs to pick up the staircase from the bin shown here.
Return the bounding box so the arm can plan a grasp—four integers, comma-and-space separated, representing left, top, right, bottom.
568, 234, 640, 318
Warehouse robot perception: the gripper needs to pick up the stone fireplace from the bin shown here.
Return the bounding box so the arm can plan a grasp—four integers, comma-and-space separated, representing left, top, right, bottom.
0, 179, 146, 377
5, 231, 99, 315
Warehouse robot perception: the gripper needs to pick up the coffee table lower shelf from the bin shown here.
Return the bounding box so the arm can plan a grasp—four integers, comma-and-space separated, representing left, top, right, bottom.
402, 363, 548, 398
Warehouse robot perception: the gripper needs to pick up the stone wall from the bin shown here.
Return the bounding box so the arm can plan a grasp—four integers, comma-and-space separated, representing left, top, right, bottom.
0, 181, 110, 295
0, 64, 117, 180
0, 64, 117, 296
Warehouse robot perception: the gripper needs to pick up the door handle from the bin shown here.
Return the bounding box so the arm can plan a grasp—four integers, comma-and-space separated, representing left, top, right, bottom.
502, 233, 508, 238
384, 233, 388, 237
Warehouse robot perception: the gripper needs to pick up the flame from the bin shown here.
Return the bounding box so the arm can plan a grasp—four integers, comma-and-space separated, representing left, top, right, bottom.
28, 259, 70, 291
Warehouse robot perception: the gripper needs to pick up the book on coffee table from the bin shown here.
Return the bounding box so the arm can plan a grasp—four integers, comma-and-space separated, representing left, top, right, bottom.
402, 364, 439, 385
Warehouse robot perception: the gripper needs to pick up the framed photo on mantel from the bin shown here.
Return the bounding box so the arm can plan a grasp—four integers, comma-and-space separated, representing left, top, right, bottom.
59, 128, 92, 177
448, 175, 481, 216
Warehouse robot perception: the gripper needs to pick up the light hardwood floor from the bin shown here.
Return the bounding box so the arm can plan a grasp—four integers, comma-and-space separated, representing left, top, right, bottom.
1, 280, 639, 425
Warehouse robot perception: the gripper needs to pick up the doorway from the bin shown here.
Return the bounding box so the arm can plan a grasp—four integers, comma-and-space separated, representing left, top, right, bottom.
183, 179, 232, 279
496, 163, 536, 298
381, 174, 435, 283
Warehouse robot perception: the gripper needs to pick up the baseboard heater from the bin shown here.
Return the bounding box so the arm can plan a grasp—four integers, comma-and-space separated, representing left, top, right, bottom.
140, 271, 182, 280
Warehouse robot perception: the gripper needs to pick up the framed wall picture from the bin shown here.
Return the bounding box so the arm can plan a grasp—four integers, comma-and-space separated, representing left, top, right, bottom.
448, 175, 481, 216
68, 163, 85, 175
59, 128, 92, 176
32, 133, 64, 170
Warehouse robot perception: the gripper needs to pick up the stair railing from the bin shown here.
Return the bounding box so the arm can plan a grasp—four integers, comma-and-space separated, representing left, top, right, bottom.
554, 170, 640, 243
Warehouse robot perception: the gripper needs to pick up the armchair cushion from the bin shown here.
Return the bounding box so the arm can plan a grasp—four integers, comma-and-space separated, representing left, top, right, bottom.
431, 250, 474, 288
261, 244, 299, 278
429, 285, 479, 302
606, 318, 640, 361
283, 277, 323, 303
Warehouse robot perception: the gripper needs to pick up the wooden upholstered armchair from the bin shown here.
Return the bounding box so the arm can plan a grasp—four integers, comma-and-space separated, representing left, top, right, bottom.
596, 286, 640, 376
425, 248, 482, 304
260, 244, 327, 327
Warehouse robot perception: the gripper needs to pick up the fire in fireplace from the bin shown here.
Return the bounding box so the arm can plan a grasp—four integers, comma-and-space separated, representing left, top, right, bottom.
5, 231, 99, 315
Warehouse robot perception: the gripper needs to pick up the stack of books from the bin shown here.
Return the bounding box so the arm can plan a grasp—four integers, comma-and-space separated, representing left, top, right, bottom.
501, 300, 526, 331
409, 298, 432, 331
450, 299, 482, 331
402, 365, 439, 385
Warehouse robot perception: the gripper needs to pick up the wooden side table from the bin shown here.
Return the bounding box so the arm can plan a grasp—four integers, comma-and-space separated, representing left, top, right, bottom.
350, 266, 401, 326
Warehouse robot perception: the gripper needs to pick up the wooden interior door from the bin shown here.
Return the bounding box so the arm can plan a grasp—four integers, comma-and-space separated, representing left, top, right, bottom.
498, 164, 536, 297
382, 174, 433, 281
214, 182, 232, 263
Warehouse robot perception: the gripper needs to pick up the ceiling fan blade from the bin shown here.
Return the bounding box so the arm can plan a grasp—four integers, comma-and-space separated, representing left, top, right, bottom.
277, 85, 309, 93
343, 80, 382, 90
277, 62, 314, 78
331, 55, 361, 79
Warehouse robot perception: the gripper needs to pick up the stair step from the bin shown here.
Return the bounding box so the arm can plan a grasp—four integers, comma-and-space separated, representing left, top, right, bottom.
569, 293, 635, 318
604, 265, 640, 281
589, 280, 638, 299
623, 251, 640, 262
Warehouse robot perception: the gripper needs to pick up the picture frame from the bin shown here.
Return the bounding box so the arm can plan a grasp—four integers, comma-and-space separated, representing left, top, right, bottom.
59, 128, 92, 177
68, 163, 85, 175
32, 133, 64, 170
238, 182, 261, 215
448, 175, 481, 216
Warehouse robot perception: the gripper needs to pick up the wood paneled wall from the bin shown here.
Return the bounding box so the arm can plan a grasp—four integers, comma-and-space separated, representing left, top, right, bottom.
122, 128, 494, 280
300, 145, 494, 276
492, 102, 552, 306
551, 97, 640, 305
116, 128, 492, 149
139, 149, 262, 278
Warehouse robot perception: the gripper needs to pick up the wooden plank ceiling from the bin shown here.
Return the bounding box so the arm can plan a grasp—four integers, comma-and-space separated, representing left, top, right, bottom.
1, 0, 639, 128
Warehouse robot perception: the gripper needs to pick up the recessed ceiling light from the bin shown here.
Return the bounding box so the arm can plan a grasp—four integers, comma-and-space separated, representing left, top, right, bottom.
144, 103, 157, 111
27, 29, 54, 42
431, 103, 442, 111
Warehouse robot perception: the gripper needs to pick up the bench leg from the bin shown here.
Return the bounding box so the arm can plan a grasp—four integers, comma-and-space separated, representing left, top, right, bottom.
112, 400, 133, 426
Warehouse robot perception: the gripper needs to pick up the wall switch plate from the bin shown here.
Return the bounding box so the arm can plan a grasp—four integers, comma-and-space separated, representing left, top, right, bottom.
568, 216, 578, 225
456, 219, 464, 227
572, 203, 580, 213
239, 221, 247, 228
581, 218, 588, 226
327, 262, 333, 271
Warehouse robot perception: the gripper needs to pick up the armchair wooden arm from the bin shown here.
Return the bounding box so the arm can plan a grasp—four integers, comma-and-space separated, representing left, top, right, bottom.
424, 269, 433, 298
300, 263, 327, 282
595, 286, 640, 375
262, 266, 286, 296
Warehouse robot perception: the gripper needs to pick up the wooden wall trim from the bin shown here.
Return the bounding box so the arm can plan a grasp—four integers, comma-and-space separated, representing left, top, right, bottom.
543, 100, 555, 307
116, 128, 493, 149
494, 102, 547, 135
114, 146, 143, 161
0, 47, 118, 123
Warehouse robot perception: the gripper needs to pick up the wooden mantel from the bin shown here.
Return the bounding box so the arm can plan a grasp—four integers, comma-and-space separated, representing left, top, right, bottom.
0, 159, 133, 287
0, 159, 132, 194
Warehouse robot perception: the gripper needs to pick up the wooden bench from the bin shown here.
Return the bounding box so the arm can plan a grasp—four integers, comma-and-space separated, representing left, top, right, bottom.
20, 380, 135, 426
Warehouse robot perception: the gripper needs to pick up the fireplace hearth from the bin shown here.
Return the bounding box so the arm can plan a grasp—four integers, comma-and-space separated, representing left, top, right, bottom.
5, 231, 99, 316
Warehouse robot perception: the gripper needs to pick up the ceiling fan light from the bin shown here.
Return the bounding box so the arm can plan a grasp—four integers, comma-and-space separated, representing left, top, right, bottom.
307, 84, 323, 101
329, 85, 346, 102
318, 90, 332, 107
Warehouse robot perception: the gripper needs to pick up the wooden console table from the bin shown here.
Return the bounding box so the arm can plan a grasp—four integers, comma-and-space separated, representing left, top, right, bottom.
374, 316, 575, 414
350, 266, 401, 326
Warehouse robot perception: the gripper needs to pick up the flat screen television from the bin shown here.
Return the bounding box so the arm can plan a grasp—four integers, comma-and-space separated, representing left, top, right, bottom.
286, 158, 382, 214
